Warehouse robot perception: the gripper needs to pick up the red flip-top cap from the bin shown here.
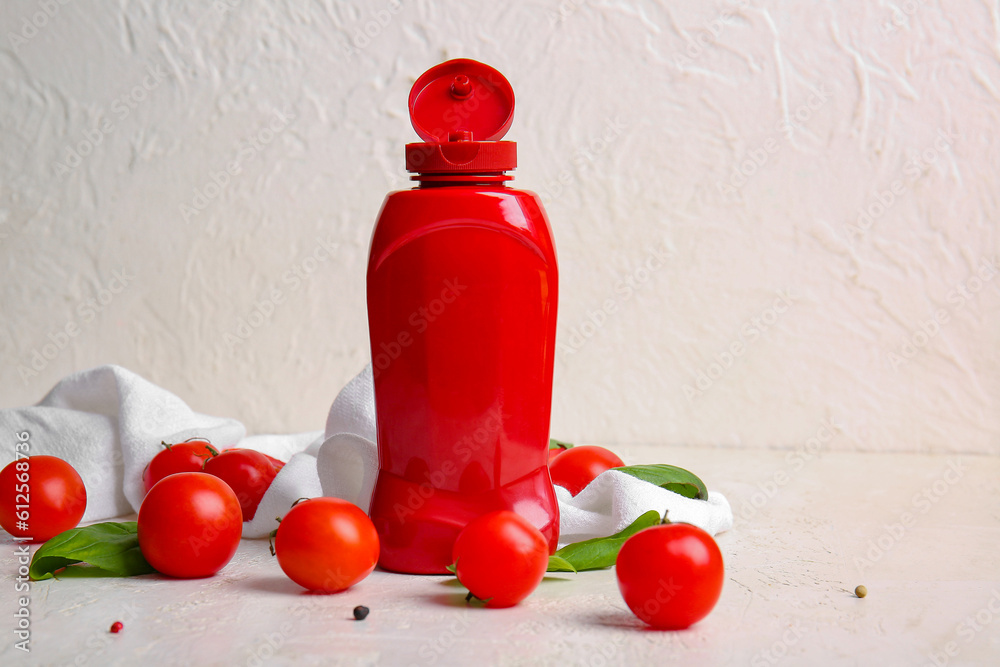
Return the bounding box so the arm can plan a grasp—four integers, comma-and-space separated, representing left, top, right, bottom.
405, 59, 516, 173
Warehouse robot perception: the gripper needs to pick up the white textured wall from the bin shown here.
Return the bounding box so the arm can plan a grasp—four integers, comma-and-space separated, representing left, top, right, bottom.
1, 1, 998, 454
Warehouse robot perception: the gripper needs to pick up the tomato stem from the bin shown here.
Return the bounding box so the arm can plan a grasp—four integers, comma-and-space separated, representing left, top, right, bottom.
268, 527, 278, 556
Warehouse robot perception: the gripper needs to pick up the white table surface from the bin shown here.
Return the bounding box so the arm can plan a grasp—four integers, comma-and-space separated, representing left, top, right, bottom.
2, 444, 998, 666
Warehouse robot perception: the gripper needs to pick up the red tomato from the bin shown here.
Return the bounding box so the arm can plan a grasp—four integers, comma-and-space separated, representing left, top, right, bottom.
547, 441, 572, 463
223, 448, 286, 474
261, 453, 286, 473
203, 449, 277, 521
616, 522, 724, 629
274, 497, 379, 592
0, 456, 87, 543
137, 472, 242, 578
452, 510, 548, 608
142, 439, 218, 493
548, 445, 625, 496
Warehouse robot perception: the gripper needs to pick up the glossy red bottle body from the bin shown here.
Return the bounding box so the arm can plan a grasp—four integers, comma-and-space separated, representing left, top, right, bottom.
366, 180, 559, 574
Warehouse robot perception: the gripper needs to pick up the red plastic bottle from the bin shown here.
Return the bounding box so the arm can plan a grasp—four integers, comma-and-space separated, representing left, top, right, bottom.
366, 59, 559, 574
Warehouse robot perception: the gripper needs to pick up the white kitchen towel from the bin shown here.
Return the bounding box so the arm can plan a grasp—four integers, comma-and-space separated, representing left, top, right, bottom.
0, 364, 733, 541
555, 472, 732, 547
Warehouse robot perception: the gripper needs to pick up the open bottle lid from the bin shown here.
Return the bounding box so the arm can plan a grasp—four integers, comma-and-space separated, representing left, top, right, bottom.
405, 59, 516, 175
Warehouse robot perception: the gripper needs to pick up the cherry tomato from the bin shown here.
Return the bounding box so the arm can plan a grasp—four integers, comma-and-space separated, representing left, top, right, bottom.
203, 449, 277, 521
274, 497, 379, 593
548, 445, 625, 496
451, 510, 548, 608
0, 456, 87, 543
137, 472, 242, 578
261, 453, 286, 473
224, 448, 285, 474
142, 439, 218, 493
616, 522, 724, 629
547, 440, 572, 463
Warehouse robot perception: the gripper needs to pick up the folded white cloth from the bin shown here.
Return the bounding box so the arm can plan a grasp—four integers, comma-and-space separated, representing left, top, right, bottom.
556, 472, 732, 547
0, 365, 732, 543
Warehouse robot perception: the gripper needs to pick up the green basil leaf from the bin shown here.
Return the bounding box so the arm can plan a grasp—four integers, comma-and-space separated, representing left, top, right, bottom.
614, 464, 708, 500
546, 555, 577, 573
29, 522, 156, 581
548, 510, 660, 572
548, 438, 574, 451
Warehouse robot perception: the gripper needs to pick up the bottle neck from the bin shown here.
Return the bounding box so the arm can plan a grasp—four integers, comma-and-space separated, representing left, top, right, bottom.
412, 172, 512, 187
